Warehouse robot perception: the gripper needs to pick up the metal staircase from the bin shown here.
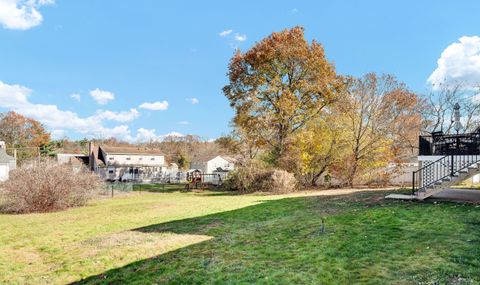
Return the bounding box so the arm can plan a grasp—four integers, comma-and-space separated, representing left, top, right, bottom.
412, 155, 480, 200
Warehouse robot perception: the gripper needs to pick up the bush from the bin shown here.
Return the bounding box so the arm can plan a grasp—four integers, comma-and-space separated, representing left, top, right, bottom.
0, 160, 102, 213
222, 161, 264, 193
256, 169, 297, 194
223, 162, 297, 193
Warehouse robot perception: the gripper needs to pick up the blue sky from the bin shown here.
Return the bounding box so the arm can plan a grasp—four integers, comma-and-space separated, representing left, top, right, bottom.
0, 0, 480, 142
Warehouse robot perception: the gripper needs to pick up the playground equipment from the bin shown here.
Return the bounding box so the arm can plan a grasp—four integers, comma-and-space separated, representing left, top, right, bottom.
185, 170, 222, 190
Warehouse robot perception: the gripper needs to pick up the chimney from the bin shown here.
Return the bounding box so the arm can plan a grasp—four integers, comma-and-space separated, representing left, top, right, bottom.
88, 141, 95, 171
88, 141, 94, 155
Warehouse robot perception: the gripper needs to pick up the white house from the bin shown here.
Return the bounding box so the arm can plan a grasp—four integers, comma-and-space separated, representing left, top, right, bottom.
0, 141, 16, 182
93, 144, 166, 181
190, 155, 236, 174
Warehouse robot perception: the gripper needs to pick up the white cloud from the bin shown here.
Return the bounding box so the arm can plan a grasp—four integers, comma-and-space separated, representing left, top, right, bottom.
0, 0, 54, 30
128, 129, 184, 143
186, 97, 199, 104
178, 121, 189, 125
428, 36, 480, 89
219, 29, 232, 37
134, 128, 157, 142
90, 88, 115, 105
0, 80, 30, 108
234, 33, 247, 42
163, 131, 184, 138
0, 80, 140, 141
94, 108, 139, 123
291, 8, 298, 13
51, 129, 66, 139
139, 100, 169, 111
71, 93, 81, 102
0, 81, 191, 143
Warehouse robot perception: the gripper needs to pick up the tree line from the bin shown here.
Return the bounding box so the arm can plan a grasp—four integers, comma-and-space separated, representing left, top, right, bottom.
2, 27, 478, 188
221, 26, 477, 187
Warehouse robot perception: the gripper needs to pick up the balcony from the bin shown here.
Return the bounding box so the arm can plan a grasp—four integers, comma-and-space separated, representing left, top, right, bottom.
419, 131, 480, 156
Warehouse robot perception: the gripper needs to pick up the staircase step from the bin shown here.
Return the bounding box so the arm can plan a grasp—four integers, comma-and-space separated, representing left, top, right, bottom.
413, 156, 480, 200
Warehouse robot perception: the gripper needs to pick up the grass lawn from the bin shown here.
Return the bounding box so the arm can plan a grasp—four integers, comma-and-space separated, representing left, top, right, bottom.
0, 186, 479, 285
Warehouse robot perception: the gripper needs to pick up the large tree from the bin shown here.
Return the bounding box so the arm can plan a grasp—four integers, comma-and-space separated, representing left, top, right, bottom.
295, 112, 349, 186
0, 111, 51, 162
223, 26, 342, 166
334, 73, 423, 186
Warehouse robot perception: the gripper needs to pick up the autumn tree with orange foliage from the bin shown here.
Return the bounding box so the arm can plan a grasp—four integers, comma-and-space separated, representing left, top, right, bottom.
0, 111, 51, 163
331, 73, 423, 186
223, 27, 343, 167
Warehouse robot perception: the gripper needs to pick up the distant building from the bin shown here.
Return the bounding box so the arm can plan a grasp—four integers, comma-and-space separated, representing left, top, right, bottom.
190, 155, 236, 176
57, 143, 168, 182
93, 144, 166, 181
56, 153, 89, 172
0, 141, 16, 182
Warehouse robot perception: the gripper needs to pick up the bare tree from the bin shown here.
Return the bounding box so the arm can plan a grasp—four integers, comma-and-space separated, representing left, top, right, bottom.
334, 73, 423, 186
423, 82, 480, 133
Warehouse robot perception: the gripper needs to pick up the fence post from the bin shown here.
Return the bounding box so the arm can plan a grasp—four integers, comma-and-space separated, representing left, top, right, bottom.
450, 154, 454, 177
412, 172, 415, 195
111, 185, 114, 198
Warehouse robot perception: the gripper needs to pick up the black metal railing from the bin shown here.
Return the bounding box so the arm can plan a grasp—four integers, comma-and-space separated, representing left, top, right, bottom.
412, 154, 480, 195
419, 132, 480, 156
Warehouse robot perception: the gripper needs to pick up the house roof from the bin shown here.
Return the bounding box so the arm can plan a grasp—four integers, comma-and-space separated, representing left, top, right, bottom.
57, 153, 89, 159
191, 154, 238, 163
100, 146, 164, 156
221, 155, 237, 163
0, 148, 15, 163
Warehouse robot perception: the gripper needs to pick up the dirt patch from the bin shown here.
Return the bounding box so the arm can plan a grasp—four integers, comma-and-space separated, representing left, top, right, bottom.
75, 231, 212, 259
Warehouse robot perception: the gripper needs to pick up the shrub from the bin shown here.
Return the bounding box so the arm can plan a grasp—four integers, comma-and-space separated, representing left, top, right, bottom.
222, 161, 265, 193
256, 169, 297, 193
0, 160, 102, 213
223, 162, 297, 193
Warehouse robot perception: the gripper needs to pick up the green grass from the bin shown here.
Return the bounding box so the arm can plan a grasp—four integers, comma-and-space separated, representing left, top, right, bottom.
0, 186, 479, 284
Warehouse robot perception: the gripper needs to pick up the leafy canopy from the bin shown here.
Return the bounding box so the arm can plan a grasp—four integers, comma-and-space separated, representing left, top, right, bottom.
223, 26, 342, 164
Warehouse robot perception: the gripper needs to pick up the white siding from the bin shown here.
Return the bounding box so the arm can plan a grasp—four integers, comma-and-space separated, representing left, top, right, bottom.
191, 156, 235, 174
206, 156, 234, 174
0, 164, 8, 182
105, 153, 165, 166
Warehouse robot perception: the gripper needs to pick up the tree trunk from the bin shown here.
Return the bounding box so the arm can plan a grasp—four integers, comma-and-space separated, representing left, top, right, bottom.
347, 159, 358, 188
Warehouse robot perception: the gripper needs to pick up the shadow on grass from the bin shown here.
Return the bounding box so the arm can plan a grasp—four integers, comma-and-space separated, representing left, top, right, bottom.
71, 189, 480, 284
133, 183, 188, 193
134, 183, 244, 196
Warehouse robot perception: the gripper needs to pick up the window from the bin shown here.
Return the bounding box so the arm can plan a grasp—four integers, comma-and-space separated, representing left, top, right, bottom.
108, 170, 114, 174
139, 157, 143, 160
109, 157, 114, 160
151, 158, 155, 161
126, 157, 131, 160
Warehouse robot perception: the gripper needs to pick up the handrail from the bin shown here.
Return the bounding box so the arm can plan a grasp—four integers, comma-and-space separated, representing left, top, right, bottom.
412, 154, 480, 195
413, 155, 447, 174
412, 155, 448, 195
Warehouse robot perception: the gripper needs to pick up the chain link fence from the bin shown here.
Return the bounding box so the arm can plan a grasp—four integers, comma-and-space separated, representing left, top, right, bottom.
100, 182, 134, 197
